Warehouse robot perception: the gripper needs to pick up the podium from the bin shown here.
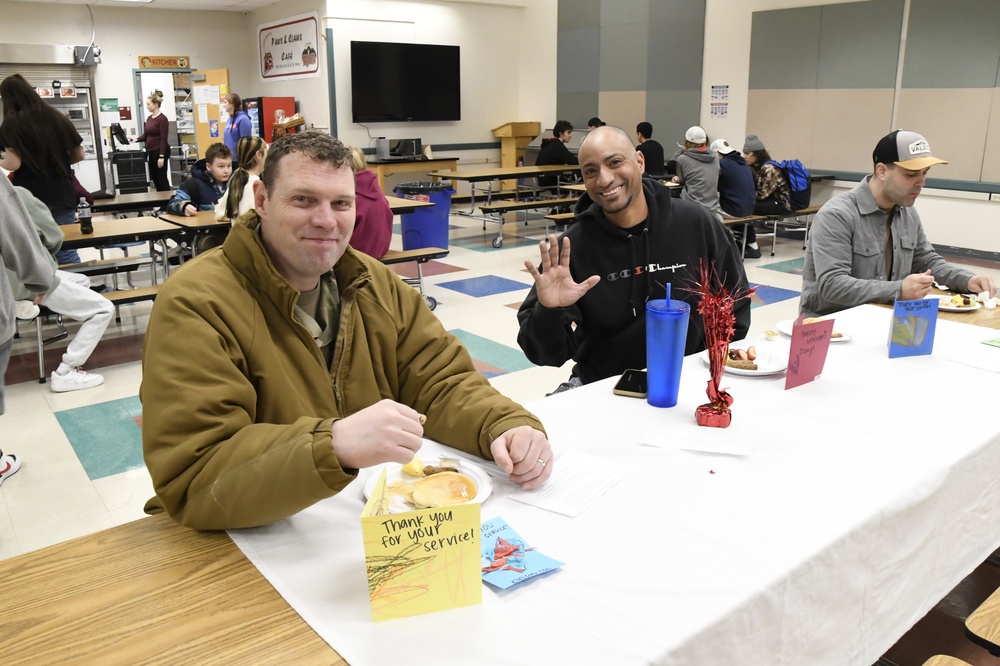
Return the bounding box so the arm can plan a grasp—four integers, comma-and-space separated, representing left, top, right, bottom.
492, 121, 540, 190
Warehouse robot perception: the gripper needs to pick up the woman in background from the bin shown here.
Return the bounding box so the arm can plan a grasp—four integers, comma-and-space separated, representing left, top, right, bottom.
223, 93, 252, 165
216, 135, 266, 224
135, 90, 171, 191
349, 147, 393, 259
742, 134, 793, 259
0, 73, 84, 263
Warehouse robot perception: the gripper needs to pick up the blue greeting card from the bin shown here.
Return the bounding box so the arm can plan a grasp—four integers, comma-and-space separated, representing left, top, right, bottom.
888, 298, 938, 358
481, 517, 564, 590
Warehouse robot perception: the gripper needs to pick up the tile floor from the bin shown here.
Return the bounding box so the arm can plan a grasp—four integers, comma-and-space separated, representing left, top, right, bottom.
1, 210, 997, 561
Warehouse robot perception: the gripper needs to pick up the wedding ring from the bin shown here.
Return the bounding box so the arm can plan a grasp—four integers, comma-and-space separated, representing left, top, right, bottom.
538, 458, 546, 467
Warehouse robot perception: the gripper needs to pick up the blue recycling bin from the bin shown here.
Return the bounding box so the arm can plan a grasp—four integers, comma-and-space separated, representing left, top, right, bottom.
394, 182, 454, 250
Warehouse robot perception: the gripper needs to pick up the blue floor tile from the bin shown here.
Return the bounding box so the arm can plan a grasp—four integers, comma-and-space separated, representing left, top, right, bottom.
749, 282, 800, 308
438, 275, 532, 297
55, 396, 144, 481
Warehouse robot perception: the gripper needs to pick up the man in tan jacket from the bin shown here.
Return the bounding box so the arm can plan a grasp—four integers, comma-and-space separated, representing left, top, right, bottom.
141, 132, 553, 530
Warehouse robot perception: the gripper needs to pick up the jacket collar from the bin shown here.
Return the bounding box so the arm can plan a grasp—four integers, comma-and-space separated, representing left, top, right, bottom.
855, 175, 885, 216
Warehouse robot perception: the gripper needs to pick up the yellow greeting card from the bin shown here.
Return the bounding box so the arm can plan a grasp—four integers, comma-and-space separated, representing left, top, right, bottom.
361, 469, 482, 622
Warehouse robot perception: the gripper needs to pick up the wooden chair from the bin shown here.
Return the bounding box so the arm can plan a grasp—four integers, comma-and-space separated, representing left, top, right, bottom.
966, 585, 1000, 656
921, 656, 974, 666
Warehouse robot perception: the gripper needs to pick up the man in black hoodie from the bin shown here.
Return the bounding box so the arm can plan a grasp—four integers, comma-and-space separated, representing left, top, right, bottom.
517, 126, 750, 390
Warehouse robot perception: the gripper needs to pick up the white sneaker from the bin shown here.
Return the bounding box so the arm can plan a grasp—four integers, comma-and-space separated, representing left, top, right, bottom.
15, 300, 40, 320
0, 453, 21, 487
50, 367, 105, 392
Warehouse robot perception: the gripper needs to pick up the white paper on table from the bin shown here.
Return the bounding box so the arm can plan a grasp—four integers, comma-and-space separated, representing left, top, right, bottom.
948, 350, 1000, 374
640, 417, 754, 456
507, 449, 626, 517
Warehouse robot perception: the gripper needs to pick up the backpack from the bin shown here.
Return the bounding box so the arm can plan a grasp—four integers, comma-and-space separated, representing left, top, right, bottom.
768, 159, 811, 210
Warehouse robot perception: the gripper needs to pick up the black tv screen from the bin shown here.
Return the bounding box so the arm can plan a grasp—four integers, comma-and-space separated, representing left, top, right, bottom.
350, 41, 461, 123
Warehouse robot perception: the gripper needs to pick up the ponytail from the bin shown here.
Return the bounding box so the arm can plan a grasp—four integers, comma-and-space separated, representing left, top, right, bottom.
224, 168, 250, 220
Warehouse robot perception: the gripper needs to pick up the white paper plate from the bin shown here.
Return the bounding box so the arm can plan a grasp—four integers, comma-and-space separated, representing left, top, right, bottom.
937, 297, 982, 312
362, 456, 493, 514
776, 319, 850, 343
699, 341, 788, 377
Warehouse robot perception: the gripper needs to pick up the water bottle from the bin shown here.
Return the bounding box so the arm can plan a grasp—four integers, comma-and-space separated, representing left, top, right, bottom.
78, 197, 93, 235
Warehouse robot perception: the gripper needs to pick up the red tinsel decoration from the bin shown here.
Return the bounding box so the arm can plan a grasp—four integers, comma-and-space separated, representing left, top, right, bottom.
684, 261, 754, 428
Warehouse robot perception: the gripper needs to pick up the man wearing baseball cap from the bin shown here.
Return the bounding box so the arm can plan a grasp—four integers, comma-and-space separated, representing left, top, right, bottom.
800, 130, 995, 316
670, 125, 723, 223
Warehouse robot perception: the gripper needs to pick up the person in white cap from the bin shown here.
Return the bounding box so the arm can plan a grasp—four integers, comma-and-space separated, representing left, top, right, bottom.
800, 130, 996, 316
710, 138, 759, 258
670, 126, 723, 223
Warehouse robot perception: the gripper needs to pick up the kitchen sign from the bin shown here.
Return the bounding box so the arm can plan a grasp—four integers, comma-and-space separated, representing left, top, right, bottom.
257, 12, 320, 81
138, 55, 190, 69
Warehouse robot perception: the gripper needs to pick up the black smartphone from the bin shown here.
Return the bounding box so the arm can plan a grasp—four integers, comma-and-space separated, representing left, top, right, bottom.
613, 369, 647, 398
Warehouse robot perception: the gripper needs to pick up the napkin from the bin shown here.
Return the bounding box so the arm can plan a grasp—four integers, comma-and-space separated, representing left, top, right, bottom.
978, 291, 996, 309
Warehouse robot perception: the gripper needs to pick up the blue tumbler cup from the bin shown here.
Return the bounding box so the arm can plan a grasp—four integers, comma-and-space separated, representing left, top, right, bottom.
646, 299, 690, 408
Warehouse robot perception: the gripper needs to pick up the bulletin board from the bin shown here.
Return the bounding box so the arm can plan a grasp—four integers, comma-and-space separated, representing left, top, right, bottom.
192, 68, 230, 159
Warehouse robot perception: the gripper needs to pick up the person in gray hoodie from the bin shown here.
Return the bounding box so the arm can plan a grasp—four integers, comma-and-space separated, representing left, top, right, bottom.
1, 174, 55, 485
4, 185, 112, 392
671, 126, 723, 222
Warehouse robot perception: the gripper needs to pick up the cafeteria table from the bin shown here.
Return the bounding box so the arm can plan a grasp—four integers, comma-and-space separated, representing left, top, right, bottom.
0, 514, 343, 665
3, 304, 998, 665
61, 216, 182, 284
91, 190, 172, 216
227, 304, 1000, 665
157, 210, 230, 258
367, 156, 459, 194
386, 196, 435, 215
428, 164, 582, 214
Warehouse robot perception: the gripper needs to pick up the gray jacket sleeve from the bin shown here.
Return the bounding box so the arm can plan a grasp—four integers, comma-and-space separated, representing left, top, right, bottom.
1, 177, 56, 341
909, 224, 974, 292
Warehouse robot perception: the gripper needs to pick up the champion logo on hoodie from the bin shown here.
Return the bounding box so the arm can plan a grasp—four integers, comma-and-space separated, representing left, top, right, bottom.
606, 261, 688, 282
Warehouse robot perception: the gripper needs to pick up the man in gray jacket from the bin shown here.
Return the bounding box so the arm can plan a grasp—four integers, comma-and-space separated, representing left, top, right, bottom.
1, 175, 54, 485
671, 126, 723, 223
801, 130, 995, 316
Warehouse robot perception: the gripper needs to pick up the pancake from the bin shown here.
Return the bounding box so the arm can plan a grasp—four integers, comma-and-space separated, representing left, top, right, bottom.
411, 471, 477, 508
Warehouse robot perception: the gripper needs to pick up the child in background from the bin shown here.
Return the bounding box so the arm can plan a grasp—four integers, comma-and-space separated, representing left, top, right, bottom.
216, 136, 267, 224
348, 146, 393, 259
165, 142, 233, 217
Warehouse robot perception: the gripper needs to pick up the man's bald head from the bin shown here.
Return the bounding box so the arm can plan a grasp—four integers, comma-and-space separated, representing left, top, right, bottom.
579, 126, 634, 162
577, 125, 648, 228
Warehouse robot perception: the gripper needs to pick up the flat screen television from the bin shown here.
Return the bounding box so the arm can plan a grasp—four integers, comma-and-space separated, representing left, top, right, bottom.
350, 41, 461, 123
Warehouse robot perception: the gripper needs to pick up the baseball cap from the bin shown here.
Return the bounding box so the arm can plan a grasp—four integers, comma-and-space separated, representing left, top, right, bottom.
685, 126, 707, 144
710, 138, 736, 154
872, 130, 948, 170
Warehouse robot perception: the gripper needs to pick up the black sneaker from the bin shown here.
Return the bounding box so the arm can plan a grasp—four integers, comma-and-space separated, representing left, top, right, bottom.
744, 245, 762, 259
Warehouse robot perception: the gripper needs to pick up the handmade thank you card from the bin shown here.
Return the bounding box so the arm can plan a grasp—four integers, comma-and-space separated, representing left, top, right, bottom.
361, 469, 481, 622
888, 298, 938, 358
481, 517, 564, 590
785, 315, 834, 390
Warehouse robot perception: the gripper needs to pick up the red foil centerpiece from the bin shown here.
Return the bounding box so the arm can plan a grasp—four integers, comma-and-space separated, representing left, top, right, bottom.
686, 261, 754, 428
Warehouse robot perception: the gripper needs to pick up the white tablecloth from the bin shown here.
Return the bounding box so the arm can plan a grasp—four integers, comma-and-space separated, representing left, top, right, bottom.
229, 305, 1000, 665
